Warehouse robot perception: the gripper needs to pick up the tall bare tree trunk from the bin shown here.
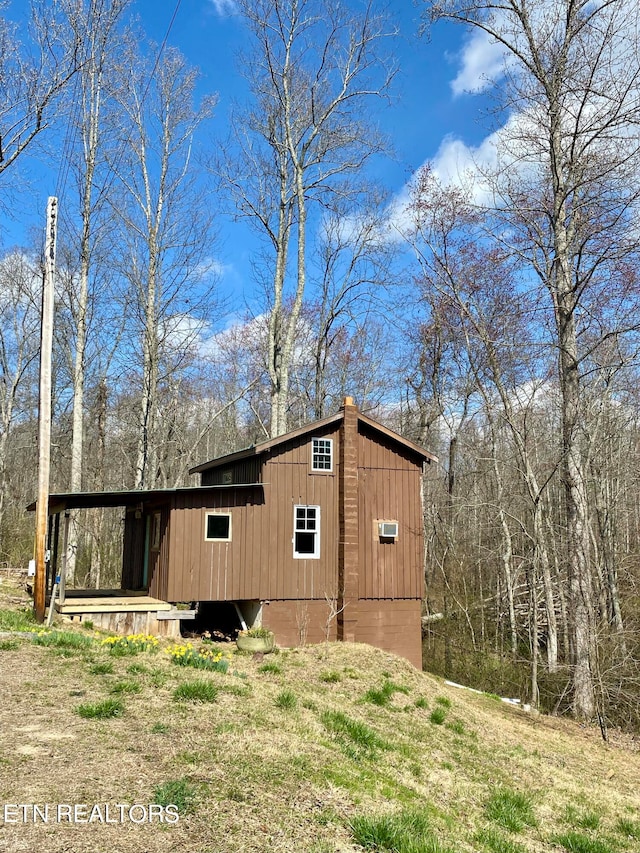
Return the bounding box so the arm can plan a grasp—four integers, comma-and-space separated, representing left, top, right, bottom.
0, 255, 40, 560
65, 0, 130, 582
492, 453, 517, 656
425, 0, 640, 722
230, 0, 393, 437
556, 241, 595, 718
267, 157, 293, 438
113, 47, 215, 487
135, 250, 159, 489
89, 378, 107, 588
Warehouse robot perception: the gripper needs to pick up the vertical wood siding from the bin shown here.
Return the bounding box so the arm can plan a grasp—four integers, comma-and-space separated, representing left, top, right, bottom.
167, 425, 341, 602
148, 506, 170, 601
201, 457, 261, 486
357, 424, 424, 600
262, 599, 421, 667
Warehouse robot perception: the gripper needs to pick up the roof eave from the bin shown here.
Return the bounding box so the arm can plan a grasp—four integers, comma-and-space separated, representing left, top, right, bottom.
356, 412, 438, 463
26, 483, 264, 513
189, 411, 344, 474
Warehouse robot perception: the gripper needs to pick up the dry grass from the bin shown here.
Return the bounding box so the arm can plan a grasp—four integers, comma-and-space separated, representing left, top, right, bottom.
0, 587, 639, 853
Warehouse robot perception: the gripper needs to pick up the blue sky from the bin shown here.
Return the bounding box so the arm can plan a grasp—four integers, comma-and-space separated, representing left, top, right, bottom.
4, 0, 500, 319
134, 0, 493, 167
136, 0, 497, 315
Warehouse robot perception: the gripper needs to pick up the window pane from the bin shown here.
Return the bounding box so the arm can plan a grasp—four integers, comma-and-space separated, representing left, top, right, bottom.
206, 514, 230, 540
312, 437, 332, 470
293, 505, 320, 558
295, 531, 315, 554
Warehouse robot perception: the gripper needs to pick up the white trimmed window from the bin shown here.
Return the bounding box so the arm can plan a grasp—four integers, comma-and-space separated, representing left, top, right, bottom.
293, 505, 320, 558
311, 437, 333, 472
205, 512, 232, 542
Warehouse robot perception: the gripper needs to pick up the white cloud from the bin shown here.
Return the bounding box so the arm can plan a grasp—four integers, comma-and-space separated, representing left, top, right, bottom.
382, 0, 640, 251
161, 312, 208, 354
198, 312, 267, 361
451, 29, 507, 96
431, 133, 497, 196
386, 104, 551, 239
193, 256, 232, 281
383, 129, 502, 238
0, 250, 41, 309
209, 0, 237, 15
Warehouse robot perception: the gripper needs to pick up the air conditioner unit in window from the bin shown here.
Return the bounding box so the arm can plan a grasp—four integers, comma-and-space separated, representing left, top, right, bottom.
378, 521, 398, 539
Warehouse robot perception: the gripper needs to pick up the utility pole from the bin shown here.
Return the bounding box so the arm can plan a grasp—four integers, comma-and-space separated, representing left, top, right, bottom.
34, 197, 57, 622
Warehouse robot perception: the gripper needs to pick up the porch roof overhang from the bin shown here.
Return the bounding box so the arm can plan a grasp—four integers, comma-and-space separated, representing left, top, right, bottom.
26, 483, 264, 514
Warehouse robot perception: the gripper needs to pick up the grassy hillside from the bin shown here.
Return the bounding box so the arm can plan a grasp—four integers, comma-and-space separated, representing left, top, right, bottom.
0, 588, 638, 853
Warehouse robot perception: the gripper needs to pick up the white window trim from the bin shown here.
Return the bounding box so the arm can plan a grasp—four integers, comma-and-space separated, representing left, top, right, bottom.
204, 511, 232, 542
293, 504, 321, 559
311, 437, 333, 472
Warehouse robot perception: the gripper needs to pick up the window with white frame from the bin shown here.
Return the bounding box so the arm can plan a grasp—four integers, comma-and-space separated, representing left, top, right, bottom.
205, 512, 232, 542
311, 437, 333, 472
293, 505, 320, 558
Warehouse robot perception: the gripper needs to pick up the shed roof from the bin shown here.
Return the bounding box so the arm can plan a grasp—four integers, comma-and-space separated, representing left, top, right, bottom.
189, 405, 437, 475
27, 483, 262, 513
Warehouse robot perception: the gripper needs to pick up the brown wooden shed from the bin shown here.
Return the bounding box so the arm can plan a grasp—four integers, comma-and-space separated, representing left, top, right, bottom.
39, 399, 435, 667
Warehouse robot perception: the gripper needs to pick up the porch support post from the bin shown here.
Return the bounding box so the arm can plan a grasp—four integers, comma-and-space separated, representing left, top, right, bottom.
46, 513, 54, 597
59, 511, 70, 606
51, 512, 61, 596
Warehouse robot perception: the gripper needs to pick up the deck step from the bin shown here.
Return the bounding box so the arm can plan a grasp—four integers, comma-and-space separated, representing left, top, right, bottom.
156, 609, 196, 621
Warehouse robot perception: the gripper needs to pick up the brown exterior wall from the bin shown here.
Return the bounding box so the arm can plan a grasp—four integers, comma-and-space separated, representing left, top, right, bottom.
166, 423, 341, 603
352, 599, 423, 668
357, 424, 424, 600
201, 457, 261, 486
148, 506, 170, 601
262, 598, 421, 668
261, 599, 338, 647
122, 506, 171, 599
159, 411, 426, 669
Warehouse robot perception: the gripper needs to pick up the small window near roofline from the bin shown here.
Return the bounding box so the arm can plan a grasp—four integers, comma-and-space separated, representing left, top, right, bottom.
205, 512, 232, 542
311, 437, 333, 472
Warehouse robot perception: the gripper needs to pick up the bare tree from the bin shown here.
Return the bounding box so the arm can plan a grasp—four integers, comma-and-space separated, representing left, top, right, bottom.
305, 194, 395, 418
0, 252, 40, 558
408, 169, 561, 676
0, 0, 78, 202
223, 0, 395, 436
111, 44, 216, 489
59, 0, 131, 584
423, 0, 640, 719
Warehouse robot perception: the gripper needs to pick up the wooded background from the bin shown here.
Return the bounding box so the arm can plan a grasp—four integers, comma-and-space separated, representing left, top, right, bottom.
1, 0, 639, 729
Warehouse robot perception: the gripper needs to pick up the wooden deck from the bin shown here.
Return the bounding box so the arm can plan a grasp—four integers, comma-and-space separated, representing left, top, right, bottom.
56, 590, 173, 614
55, 589, 181, 637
